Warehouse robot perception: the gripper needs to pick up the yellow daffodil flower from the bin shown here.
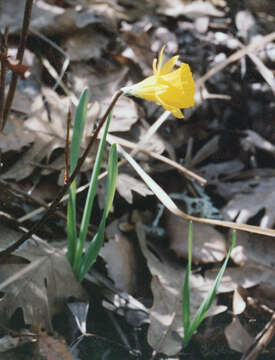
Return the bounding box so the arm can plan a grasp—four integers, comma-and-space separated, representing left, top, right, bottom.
121, 46, 195, 118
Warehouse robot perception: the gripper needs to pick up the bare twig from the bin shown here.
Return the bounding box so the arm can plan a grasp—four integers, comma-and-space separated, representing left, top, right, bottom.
242, 313, 275, 360
1, 0, 34, 131
0, 90, 123, 258
0, 179, 96, 237
0, 26, 9, 127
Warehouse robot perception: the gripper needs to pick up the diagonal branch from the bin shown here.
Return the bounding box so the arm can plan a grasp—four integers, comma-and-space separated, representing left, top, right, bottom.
0, 90, 123, 258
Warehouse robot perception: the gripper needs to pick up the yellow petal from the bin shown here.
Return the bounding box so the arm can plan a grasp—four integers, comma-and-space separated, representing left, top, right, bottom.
153, 58, 158, 75
170, 108, 184, 119
159, 55, 179, 75
121, 46, 195, 118
156, 46, 166, 74
156, 93, 184, 118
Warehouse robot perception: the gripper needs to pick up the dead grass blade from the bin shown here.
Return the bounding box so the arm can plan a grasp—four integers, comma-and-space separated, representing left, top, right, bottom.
118, 145, 275, 237
107, 133, 206, 186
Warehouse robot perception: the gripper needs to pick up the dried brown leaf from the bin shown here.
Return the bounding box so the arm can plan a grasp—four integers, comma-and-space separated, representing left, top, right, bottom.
0, 116, 34, 153
233, 287, 246, 315
205, 266, 265, 294
122, 29, 153, 71
222, 177, 275, 228
200, 162, 275, 229
100, 220, 138, 293
80, 0, 157, 22
100, 96, 139, 133
225, 317, 253, 353
1, 139, 51, 181
63, 28, 110, 61
205, 230, 275, 310
116, 173, 153, 204
0, 225, 86, 332
71, 61, 129, 109
166, 213, 226, 264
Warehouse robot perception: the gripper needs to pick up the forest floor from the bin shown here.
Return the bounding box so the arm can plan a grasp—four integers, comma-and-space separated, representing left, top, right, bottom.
0, 0, 275, 359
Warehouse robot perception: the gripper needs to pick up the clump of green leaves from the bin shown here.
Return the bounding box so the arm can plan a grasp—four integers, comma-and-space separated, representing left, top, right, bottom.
67, 89, 118, 282
182, 222, 236, 347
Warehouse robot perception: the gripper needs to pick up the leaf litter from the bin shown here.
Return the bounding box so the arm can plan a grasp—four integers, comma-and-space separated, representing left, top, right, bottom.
1, 0, 275, 359
0, 224, 87, 333
135, 219, 226, 356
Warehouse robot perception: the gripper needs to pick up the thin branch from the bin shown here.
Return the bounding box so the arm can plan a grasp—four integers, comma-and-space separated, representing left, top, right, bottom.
1, 0, 34, 131
0, 26, 9, 128
0, 179, 96, 237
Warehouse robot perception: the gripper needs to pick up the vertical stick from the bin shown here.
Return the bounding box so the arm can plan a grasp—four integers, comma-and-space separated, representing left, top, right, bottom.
1, 0, 34, 131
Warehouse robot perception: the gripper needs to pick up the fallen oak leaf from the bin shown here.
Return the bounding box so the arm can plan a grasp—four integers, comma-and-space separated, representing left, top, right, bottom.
116, 173, 153, 204
222, 176, 275, 228
225, 317, 253, 353
0, 226, 87, 332
101, 219, 139, 293
166, 213, 226, 264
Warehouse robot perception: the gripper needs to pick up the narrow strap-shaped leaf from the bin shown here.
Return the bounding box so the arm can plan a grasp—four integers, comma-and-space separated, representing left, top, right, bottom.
70, 88, 89, 173
182, 221, 193, 335
77, 144, 118, 281
73, 113, 113, 274
104, 144, 118, 216
183, 231, 236, 347
67, 88, 88, 264
78, 218, 106, 282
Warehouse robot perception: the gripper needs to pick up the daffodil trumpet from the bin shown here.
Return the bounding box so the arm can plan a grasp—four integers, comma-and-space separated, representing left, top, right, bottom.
122, 46, 195, 118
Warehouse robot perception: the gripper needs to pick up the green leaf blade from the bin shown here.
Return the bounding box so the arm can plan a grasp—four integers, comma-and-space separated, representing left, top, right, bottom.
77, 144, 118, 281
73, 113, 113, 275
182, 221, 193, 335
183, 230, 236, 347
67, 88, 88, 265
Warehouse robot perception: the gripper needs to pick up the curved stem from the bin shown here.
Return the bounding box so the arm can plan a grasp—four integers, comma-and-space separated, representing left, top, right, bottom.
0, 90, 123, 257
